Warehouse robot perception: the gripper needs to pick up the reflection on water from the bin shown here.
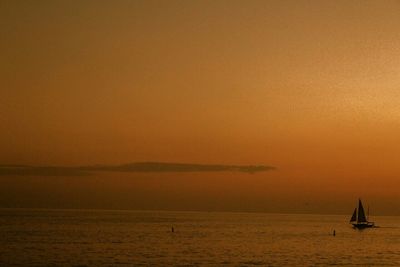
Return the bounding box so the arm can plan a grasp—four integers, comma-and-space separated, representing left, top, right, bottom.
1, 209, 400, 266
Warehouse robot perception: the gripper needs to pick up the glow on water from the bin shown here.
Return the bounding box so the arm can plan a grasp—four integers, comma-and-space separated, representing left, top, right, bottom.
1, 209, 400, 266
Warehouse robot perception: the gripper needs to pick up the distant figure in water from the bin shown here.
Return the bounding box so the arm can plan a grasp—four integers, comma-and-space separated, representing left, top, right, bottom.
333, 230, 336, 236
171, 227, 174, 233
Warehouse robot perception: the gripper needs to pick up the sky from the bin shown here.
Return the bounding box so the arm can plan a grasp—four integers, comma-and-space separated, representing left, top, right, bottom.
1, 0, 400, 214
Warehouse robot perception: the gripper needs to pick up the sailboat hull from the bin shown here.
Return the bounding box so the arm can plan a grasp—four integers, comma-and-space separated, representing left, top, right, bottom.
352, 222, 374, 229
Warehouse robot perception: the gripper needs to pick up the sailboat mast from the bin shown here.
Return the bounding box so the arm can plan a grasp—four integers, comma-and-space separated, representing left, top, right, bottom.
357, 199, 367, 223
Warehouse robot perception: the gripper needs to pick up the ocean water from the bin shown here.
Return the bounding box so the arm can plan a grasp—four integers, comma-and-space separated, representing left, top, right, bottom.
0, 209, 399, 266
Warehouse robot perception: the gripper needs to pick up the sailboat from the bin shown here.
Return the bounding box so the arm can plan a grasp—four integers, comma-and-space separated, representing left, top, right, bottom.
350, 199, 375, 229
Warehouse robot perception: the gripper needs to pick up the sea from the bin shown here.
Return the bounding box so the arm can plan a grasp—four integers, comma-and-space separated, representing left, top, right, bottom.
0, 209, 399, 266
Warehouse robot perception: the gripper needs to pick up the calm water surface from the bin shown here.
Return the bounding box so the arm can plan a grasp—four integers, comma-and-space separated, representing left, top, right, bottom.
0, 209, 399, 266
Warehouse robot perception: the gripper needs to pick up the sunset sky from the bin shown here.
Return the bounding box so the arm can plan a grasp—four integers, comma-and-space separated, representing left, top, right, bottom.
2, 0, 400, 214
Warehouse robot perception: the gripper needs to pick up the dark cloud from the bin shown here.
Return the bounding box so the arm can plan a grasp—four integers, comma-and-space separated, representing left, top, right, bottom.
81, 162, 275, 173
0, 165, 90, 176
0, 162, 275, 176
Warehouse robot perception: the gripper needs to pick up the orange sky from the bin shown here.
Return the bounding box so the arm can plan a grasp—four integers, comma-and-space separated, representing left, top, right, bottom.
1, 0, 400, 214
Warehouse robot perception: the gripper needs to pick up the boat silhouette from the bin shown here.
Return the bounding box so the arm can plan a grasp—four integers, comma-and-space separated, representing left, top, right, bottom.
350, 199, 375, 229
